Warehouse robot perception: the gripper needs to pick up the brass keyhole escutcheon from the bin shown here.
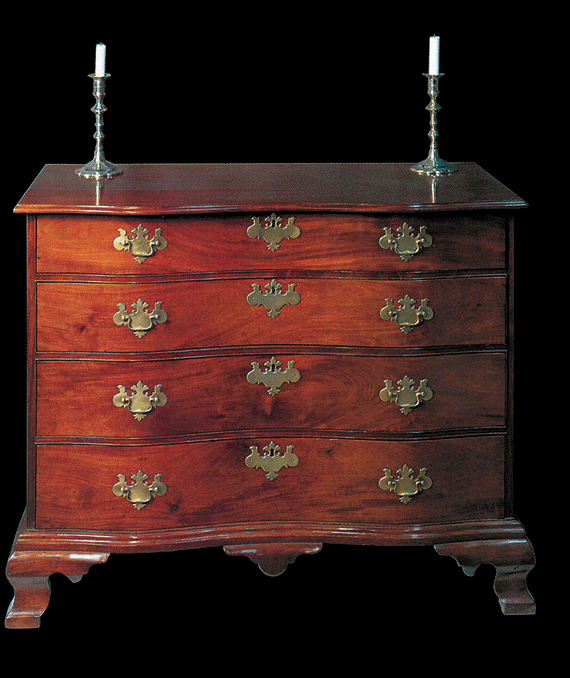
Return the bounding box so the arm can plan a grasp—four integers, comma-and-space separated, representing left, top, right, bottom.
247, 213, 301, 251
247, 279, 301, 318
246, 357, 301, 396
245, 441, 299, 481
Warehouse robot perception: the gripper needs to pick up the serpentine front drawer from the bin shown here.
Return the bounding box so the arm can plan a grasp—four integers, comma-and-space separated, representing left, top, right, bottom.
36, 212, 506, 275
35, 436, 505, 531
35, 352, 506, 438
36, 277, 506, 352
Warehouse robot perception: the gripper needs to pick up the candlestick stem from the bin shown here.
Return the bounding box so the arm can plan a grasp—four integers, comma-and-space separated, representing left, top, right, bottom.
76, 74, 123, 179
411, 74, 458, 176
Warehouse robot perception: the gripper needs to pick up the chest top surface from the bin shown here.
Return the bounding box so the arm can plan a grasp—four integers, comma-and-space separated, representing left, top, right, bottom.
14, 163, 527, 215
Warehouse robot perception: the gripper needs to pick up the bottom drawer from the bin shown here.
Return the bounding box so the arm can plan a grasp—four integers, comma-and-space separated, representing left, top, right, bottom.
35, 436, 505, 531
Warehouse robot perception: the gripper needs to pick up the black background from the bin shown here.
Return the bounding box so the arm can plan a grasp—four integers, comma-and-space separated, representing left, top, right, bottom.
3, 10, 552, 644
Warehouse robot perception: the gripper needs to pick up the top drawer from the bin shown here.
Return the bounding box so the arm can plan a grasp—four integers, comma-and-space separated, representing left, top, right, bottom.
36, 212, 506, 275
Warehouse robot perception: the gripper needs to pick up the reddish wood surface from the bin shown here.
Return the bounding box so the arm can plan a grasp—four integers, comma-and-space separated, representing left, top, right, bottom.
435, 539, 535, 614
223, 543, 323, 576
13, 515, 530, 552
8, 163, 534, 623
35, 353, 506, 438
36, 277, 506, 352
35, 212, 506, 275
35, 436, 505, 531
16, 163, 527, 215
5, 547, 109, 628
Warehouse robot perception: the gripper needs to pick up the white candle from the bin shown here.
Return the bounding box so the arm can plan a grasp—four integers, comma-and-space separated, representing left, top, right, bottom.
429, 35, 440, 75
95, 43, 106, 77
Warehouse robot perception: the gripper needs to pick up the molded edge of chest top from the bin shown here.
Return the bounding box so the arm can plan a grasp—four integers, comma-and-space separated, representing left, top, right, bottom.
14, 163, 527, 215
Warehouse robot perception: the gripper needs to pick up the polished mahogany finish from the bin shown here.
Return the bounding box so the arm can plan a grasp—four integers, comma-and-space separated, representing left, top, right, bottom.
35, 437, 505, 532
6, 163, 534, 627
15, 163, 526, 215
35, 212, 507, 275
37, 278, 506, 352
35, 353, 506, 437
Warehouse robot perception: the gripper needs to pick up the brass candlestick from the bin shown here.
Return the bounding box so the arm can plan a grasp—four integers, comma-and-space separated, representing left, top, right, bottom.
411, 73, 458, 176
76, 74, 123, 179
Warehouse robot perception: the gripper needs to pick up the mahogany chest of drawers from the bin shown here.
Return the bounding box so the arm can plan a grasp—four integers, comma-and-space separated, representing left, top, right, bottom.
6, 163, 535, 626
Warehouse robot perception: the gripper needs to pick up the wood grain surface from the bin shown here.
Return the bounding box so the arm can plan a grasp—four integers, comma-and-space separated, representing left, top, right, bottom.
35, 212, 506, 274
36, 352, 506, 438
16, 163, 527, 215
35, 435, 505, 530
36, 276, 506, 352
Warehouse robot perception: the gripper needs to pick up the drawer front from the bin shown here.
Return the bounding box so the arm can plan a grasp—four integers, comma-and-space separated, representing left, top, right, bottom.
36, 353, 506, 438
35, 436, 505, 531
36, 213, 506, 275
36, 277, 506, 352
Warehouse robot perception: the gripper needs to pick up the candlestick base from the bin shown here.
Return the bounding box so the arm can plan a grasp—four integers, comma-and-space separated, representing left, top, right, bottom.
75, 158, 123, 179
411, 155, 458, 176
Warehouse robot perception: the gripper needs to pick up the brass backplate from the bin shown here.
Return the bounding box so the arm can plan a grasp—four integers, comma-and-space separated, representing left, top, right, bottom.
113, 225, 168, 263
113, 298, 168, 337
113, 381, 168, 420
112, 470, 168, 510
379, 376, 433, 414
378, 465, 433, 503
378, 223, 433, 261
380, 295, 434, 334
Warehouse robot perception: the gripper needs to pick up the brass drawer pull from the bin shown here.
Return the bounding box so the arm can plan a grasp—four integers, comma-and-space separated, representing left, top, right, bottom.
245, 440, 299, 480
379, 223, 432, 261
247, 356, 301, 396
247, 278, 301, 318
113, 381, 168, 420
378, 465, 433, 504
112, 470, 167, 510
379, 376, 433, 415
113, 298, 168, 338
380, 295, 434, 334
247, 213, 301, 251
113, 225, 168, 263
